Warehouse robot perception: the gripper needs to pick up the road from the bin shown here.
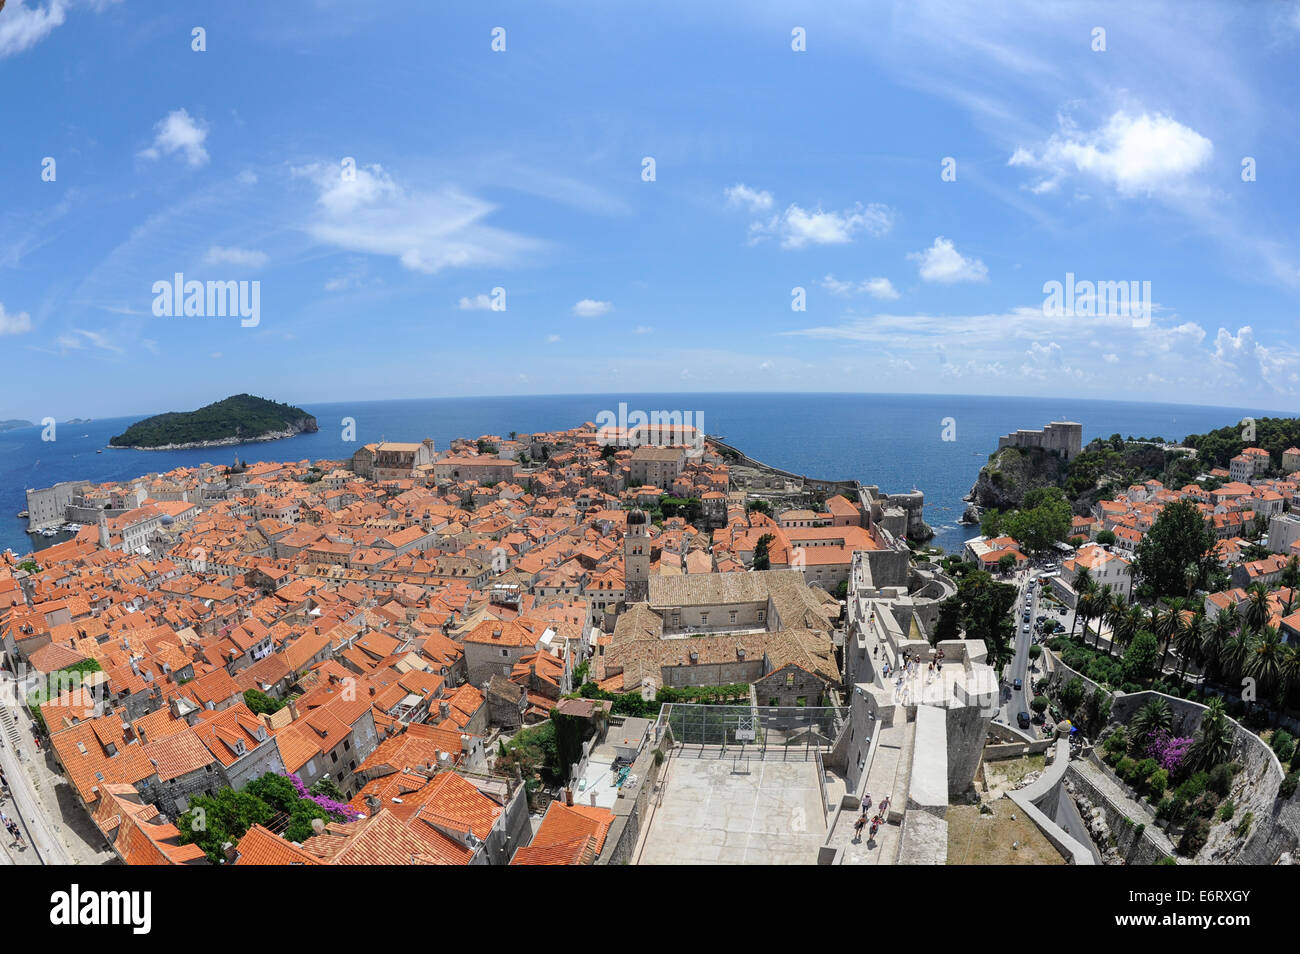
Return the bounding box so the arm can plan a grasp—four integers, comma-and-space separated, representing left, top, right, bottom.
998, 568, 1074, 731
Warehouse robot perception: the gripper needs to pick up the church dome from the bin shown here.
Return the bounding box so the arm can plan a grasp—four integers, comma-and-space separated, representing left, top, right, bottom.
627, 508, 648, 526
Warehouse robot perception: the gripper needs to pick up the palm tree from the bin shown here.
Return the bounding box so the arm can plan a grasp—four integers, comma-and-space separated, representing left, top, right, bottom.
1130, 696, 1174, 749
1184, 561, 1201, 599
1244, 582, 1272, 634
1104, 591, 1129, 657
1069, 566, 1094, 638
1279, 644, 1300, 715
1247, 625, 1286, 722
1221, 630, 1253, 689
1113, 604, 1147, 656
1199, 608, 1236, 686
1152, 600, 1182, 675
1190, 697, 1233, 771
1174, 608, 1205, 685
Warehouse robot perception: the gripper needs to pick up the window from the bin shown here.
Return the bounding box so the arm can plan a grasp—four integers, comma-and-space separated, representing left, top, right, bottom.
501, 648, 509, 657
729, 611, 737, 624
331, 751, 338, 764
700, 612, 708, 625
344, 740, 350, 751
757, 610, 766, 624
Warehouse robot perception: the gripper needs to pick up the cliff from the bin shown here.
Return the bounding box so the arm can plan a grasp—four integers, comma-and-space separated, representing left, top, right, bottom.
967, 445, 1069, 513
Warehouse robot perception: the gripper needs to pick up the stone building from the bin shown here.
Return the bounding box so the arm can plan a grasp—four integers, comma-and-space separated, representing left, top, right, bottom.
996, 420, 1083, 461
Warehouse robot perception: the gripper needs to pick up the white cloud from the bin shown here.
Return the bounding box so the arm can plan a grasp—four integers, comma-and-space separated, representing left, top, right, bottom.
633, 325, 653, 335
545, 334, 561, 343
821, 275, 900, 299
0, 302, 32, 335
457, 294, 495, 311
294, 161, 541, 274
724, 183, 774, 213
573, 299, 612, 317
910, 237, 988, 283
0, 0, 67, 59
1010, 109, 1213, 198
236, 170, 258, 186
138, 109, 209, 167
204, 246, 268, 268
1211, 325, 1295, 389
764, 202, 893, 249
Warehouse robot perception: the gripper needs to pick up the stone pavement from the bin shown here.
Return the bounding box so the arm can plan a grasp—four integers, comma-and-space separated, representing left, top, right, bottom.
827, 719, 912, 864
0, 673, 114, 866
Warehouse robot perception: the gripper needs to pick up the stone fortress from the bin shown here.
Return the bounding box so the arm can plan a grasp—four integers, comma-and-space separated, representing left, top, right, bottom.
996, 421, 1083, 461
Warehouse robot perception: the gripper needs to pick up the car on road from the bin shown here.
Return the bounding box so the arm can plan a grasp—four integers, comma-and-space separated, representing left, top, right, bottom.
1017, 711, 1032, 729
1013, 678, 1023, 691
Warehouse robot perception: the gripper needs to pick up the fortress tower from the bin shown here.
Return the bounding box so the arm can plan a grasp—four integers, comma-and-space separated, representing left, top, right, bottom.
624, 509, 650, 603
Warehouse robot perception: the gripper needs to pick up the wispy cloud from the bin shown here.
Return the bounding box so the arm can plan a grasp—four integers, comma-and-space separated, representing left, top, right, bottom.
294, 161, 542, 274
204, 245, 268, 268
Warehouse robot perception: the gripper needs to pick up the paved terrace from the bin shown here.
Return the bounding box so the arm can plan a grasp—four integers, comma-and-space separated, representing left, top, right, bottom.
634, 744, 833, 865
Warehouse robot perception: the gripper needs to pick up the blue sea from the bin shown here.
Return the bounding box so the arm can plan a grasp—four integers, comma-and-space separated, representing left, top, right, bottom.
2, 393, 1293, 559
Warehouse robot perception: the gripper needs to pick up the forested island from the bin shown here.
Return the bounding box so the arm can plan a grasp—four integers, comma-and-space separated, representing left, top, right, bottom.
0, 419, 34, 432
108, 394, 318, 450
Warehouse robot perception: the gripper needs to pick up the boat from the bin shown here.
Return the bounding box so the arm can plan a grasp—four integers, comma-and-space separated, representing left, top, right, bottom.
96, 449, 103, 454
39, 529, 56, 538
16, 510, 28, 519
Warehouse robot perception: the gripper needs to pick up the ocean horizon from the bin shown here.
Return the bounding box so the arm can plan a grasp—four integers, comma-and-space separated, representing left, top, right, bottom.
3, 391, 1293, 559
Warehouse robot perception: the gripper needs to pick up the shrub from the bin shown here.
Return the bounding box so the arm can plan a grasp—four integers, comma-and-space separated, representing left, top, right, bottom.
1207, 763, 1234, 799
1146, 768, 1169, 800
1218, 799, 1235, 822
1115, 757, 1137, 782
1134, 758, 1159, 785
1192, 790, 1221, 819
1173, 771, 1209, 804
1177, 817, 1211, 857
1281, 772, 1300, 800
1103, 728, 1129, 756
1031, 695, 1049, 714
1277, 739, 1297, 764
1157, 855, 1178, 865
1236, 811, 1254, 839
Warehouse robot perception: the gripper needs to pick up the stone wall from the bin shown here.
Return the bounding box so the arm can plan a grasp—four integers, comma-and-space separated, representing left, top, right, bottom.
1007, 739, 1094, 864
597, 724, 673, 865
1063, 761, 1168, 865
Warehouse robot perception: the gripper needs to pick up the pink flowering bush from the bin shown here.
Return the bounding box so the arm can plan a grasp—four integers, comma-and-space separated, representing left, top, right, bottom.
282, 772, 363, 821
1146, 729, 1193, 773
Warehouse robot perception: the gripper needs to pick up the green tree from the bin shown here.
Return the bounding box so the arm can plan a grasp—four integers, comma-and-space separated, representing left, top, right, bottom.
242, 688, 284, 716
752, 533, 775, 571
1189, 697, 1233, 772
1134, 499, 1215, 600
1122, 631, 1160, 685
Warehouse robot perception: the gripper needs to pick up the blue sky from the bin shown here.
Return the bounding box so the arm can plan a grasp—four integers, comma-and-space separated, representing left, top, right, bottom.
2, 0, 1300, 420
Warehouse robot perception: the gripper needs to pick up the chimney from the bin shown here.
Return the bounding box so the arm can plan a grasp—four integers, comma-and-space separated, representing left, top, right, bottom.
311, 817, 326, 835
565, 787, 574, 806
287, 698, 300, 721
364, 794, 381, 816
222, 841, 237, 864
439, 701, 450, 721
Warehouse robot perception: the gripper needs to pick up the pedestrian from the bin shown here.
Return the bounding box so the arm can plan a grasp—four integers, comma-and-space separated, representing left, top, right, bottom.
862, 792, 872, 812
853, 815, 866, 840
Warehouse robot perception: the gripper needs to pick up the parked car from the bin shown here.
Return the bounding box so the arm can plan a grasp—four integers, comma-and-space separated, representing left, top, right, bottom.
1013, 678, 1023, 691
1017, 711, 1032, 729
